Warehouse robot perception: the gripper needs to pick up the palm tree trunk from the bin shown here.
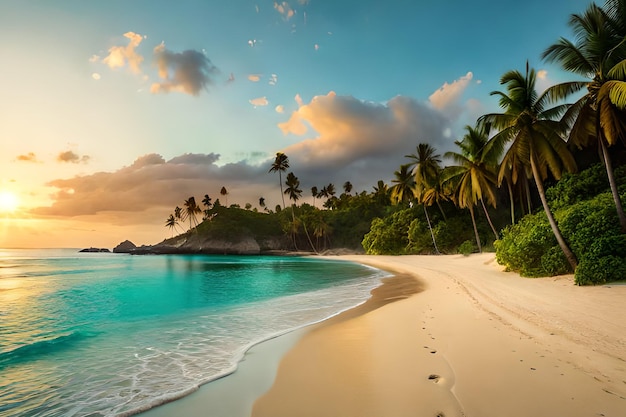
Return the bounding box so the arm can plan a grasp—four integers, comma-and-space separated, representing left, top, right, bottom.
530, 154, 578, 270
423, 205, 440, 254
506, 179, 515, 224
436, 200, 447, 220
524, 177, 532, 214
301, 220, 318, 254
279, 172, 286, 209
480, 198, 499, 240
469, 205, 482, 253
600, 139, 626, 233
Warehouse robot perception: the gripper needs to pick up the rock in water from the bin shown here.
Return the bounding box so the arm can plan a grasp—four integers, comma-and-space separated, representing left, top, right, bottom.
113, 240, 137, 253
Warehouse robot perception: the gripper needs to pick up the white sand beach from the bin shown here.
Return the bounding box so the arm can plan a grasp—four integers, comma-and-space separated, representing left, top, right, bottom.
143, 253, 626, 417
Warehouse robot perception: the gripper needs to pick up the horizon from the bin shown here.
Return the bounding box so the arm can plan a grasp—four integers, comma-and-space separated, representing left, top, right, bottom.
1, 0, 592, 248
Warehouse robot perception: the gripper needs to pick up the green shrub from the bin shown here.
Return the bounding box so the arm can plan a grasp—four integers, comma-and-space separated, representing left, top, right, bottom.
407, 218, 434, 254
362, 208, 417, 254
495, 212, 566, 277
546, 163, 626, 211
575, 235, 626, 285
540, 245, 570, 276
433, 215, 476, 253
458, 240, 475, 256
558, 192, 621, 258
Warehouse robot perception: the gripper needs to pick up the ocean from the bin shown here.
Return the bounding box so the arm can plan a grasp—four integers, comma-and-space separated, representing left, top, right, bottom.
0, 249, 387, 417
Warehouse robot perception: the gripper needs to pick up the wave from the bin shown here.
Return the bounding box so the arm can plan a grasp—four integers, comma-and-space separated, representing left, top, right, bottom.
0, 330, 97, 368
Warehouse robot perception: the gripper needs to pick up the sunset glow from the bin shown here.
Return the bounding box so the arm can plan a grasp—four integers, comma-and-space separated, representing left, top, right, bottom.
0, 191, 19, 213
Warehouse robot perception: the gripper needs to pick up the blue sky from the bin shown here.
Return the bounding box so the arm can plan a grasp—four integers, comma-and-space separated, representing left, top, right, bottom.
0, 0, 592, 247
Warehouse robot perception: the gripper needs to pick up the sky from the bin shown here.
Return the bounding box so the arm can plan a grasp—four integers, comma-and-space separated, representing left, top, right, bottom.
0, 0, 593, 248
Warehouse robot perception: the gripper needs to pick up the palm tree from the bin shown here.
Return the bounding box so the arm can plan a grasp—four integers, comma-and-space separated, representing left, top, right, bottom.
390, 164, 415, 206
259, 197, 266, 211
165, 214, 178, 237
220, 186, 229, 207
444, 125, 500, 252
174, 206, 183, 224
405, 143, 443, 254
202, 194, 212, 220
183, 196, 202, 230
284, 172, 304, 249
479, 62, 578, 270
542, 1, 626, 232
311, 186, 318, 207
269, 152, 290, 209
343, 181, 353, 195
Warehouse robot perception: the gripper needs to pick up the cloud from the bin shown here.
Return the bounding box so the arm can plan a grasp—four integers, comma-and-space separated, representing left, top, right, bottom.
16, 152, 39, 162
268, 74, 278, 86
102, 31, 145, 74
89, 54, 100, 63
276, 91, 454, 188
248, 74, 261, 82
32, 153, 275, 219
150, 43, 219, 96
92, 73, 101, 80
429, 71, 473, 112
274, 1, 295, 20
57, 151, 90, 164
249, 96, 269, 107
275, 104, 285, 113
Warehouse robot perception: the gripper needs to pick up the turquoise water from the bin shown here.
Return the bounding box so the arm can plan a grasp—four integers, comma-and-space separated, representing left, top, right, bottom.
0, 249, 386, 417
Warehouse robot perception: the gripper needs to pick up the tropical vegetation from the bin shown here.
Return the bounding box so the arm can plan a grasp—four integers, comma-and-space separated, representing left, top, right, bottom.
159, 0, 625, 285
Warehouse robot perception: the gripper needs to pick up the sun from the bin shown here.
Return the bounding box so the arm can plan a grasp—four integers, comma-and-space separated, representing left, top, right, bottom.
0, 191, 19, 213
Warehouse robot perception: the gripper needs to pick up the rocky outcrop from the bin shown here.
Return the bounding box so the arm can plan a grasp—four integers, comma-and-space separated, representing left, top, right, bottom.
113, 240, 137, 253
79, 247, 111, 253
122, 234, 291, 255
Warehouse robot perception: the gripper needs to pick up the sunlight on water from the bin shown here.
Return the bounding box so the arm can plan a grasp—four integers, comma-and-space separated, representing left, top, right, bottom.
0, 249, 387, 416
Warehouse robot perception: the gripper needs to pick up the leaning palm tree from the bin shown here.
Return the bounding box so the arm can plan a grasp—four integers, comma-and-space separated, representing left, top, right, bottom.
444, 126, 500, 252
183, 196, 202, 230
542, 0, 626, 232
390, 164, 415, 206
405, 143, 443, 254
479, 63, 578, 270
269, 152, 290, 209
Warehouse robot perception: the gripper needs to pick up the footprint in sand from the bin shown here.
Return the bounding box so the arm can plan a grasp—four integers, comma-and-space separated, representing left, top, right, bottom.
428, 374, 442, 383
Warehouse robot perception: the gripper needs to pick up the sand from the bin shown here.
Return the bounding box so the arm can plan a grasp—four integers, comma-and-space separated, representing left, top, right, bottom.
252, 253, 626, 417
141, 253, 626, 417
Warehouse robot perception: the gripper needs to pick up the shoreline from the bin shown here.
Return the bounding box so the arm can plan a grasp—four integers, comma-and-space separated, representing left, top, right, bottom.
141, 253, 626, 417
137, 260, 414, 417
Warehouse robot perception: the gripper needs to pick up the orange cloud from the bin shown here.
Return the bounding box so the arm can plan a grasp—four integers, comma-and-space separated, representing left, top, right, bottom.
429, 72, 473, 111
279, 92, 451, 169
102, 31, 145, 74
16, 152, 39, 162
57, 151, 90, 164
249, 96, 269, 107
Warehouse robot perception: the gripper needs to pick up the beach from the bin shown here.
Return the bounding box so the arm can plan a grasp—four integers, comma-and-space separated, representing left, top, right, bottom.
143, 253, 626, 417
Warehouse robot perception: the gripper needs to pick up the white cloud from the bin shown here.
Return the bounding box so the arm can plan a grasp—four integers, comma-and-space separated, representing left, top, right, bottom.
275, 105, 285, 113
92, 73, 101, 80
